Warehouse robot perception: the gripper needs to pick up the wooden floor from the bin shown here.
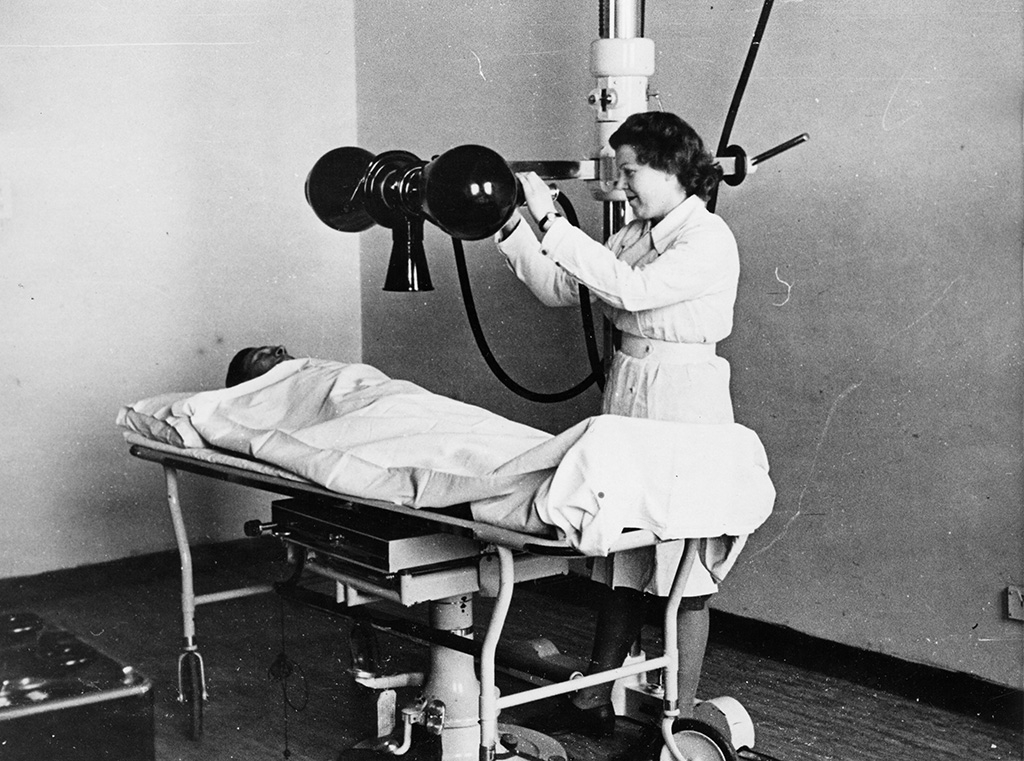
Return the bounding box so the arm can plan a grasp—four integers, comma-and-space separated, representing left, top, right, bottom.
2, 541, 1020, 761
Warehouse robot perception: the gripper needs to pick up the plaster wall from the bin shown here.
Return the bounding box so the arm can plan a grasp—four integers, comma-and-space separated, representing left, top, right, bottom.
353, 1, 1023, 688
0, 1, 362, 576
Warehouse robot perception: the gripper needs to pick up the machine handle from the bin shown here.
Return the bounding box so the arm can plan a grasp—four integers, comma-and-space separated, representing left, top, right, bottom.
750, 132, 810, 166
243, 519, 280, 538
722, 132, 810, 187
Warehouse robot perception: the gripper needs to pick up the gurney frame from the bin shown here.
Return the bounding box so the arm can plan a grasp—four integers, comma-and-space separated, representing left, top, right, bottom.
128, 438, 750, 761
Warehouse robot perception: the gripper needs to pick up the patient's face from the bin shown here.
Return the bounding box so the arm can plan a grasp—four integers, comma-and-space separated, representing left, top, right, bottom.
224, 345, 295, 388
241, 345, 293, 380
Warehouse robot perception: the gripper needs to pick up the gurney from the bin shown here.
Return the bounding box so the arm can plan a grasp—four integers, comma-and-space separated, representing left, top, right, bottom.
118, 359, 775, 761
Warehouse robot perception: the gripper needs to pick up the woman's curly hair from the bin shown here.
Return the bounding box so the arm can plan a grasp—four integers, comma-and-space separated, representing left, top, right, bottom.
609, 112, 722, 201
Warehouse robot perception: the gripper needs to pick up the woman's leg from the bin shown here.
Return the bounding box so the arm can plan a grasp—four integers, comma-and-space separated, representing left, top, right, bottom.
577, 593, 709, 713
603, 604, 711, 761
675, 605, 709, 718
572, 586, 646, 709
527, 585, 643, 738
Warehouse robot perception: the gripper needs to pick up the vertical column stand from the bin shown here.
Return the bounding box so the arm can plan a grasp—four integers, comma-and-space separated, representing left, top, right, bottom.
422, 595, 481, 761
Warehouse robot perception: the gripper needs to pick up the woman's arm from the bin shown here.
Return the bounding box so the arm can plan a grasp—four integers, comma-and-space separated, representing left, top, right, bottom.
496, 214, 584, 307
541, 214, 739, 312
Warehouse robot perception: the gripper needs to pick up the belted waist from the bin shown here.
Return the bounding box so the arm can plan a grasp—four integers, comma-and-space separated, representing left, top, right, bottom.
619, 333, 717, 363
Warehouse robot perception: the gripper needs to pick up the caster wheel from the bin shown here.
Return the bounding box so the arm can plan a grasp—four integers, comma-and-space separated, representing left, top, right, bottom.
179, 651, 205, 740
694, 696, 755, 750
659, 718, 737, 761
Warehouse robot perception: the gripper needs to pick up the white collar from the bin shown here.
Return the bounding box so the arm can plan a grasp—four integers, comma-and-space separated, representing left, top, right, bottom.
650, 195, 705, 254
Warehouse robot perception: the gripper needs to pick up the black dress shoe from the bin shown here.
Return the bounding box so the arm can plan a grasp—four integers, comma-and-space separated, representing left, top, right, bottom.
527, 697, 616, 739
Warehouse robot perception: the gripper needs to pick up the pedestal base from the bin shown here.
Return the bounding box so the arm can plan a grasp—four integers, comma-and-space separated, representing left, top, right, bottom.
339, 723, 566, 761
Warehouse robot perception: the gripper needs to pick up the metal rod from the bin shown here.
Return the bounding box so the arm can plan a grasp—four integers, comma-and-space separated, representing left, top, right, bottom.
164, 466, 197, 648
751, 133, 810, 166
709, 0, 777, 213
660, 539, 700, 760
507, 156, 747, 184
195, 585, 275, 607
600, 0, 644, 39
716, 0, 776, 156
496, 655, 671, 710
479, 546, 515, 756
303, 558, 403, 604
507, 160, 596, 180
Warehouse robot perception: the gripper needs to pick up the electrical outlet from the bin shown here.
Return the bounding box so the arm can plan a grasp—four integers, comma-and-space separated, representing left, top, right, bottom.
1006, 586, 1024, 622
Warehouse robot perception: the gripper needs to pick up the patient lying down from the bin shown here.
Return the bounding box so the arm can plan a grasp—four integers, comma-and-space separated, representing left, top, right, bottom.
117, 347, 775, 561
225, 345, 294, 387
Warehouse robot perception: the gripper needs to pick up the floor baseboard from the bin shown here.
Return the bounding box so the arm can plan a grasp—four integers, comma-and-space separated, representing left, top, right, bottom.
3, 540, 1020, 730
530, 573, 1023, 729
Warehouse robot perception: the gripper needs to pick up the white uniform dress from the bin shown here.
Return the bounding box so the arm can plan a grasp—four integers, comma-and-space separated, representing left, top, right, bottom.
497, 194, 740, 596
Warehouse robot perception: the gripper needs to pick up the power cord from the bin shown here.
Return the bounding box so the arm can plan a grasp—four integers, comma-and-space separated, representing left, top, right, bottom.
268, 600, 309, 759
452, 192, 605, 402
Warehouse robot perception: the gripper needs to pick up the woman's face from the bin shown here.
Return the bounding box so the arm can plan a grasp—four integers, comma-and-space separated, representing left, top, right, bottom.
614, 145, 687, 222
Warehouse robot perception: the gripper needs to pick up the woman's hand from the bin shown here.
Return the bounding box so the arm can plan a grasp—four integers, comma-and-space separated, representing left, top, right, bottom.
516, 171, 557, 222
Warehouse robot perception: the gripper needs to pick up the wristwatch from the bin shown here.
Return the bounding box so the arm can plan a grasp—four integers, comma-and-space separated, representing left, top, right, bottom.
539, 211, 563, 233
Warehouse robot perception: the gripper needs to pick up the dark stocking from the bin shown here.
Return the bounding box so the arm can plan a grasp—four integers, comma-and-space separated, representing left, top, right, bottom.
572, 586, 646, 709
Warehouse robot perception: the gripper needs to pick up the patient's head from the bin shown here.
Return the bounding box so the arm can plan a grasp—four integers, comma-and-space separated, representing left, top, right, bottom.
226, 345, 294, 387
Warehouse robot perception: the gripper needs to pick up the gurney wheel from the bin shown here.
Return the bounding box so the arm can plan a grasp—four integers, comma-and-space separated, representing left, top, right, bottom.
180, 651, 204, 740
659, 718, 737, 761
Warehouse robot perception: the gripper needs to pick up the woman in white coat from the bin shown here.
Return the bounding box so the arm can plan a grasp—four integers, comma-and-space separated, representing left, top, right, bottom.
495, 111, 740, 739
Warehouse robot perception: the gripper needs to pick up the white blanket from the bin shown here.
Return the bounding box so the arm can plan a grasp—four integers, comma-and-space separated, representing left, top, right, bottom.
117, 358, 775, 556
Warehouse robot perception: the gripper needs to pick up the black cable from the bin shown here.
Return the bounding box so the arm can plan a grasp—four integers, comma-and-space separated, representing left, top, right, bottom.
708, 0, 776, 214
556, 193, 605, 392
453, 238, 598, 403
452, 193, 603, 403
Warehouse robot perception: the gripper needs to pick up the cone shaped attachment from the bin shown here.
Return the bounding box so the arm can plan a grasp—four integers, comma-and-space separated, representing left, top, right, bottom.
383, 217, 433, 292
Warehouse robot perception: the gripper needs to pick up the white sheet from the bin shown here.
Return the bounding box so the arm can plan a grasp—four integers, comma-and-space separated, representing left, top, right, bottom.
117, 358, 775, 556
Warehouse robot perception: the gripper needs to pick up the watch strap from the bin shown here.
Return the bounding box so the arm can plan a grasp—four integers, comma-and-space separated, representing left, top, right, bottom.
539, 211, 563, 233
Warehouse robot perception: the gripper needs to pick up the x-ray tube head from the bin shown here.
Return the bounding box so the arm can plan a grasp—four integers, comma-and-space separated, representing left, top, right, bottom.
420, 145, 518, 241
306, 142, 518, 293
308, 144, 518, 241
305, 147, 376, 232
